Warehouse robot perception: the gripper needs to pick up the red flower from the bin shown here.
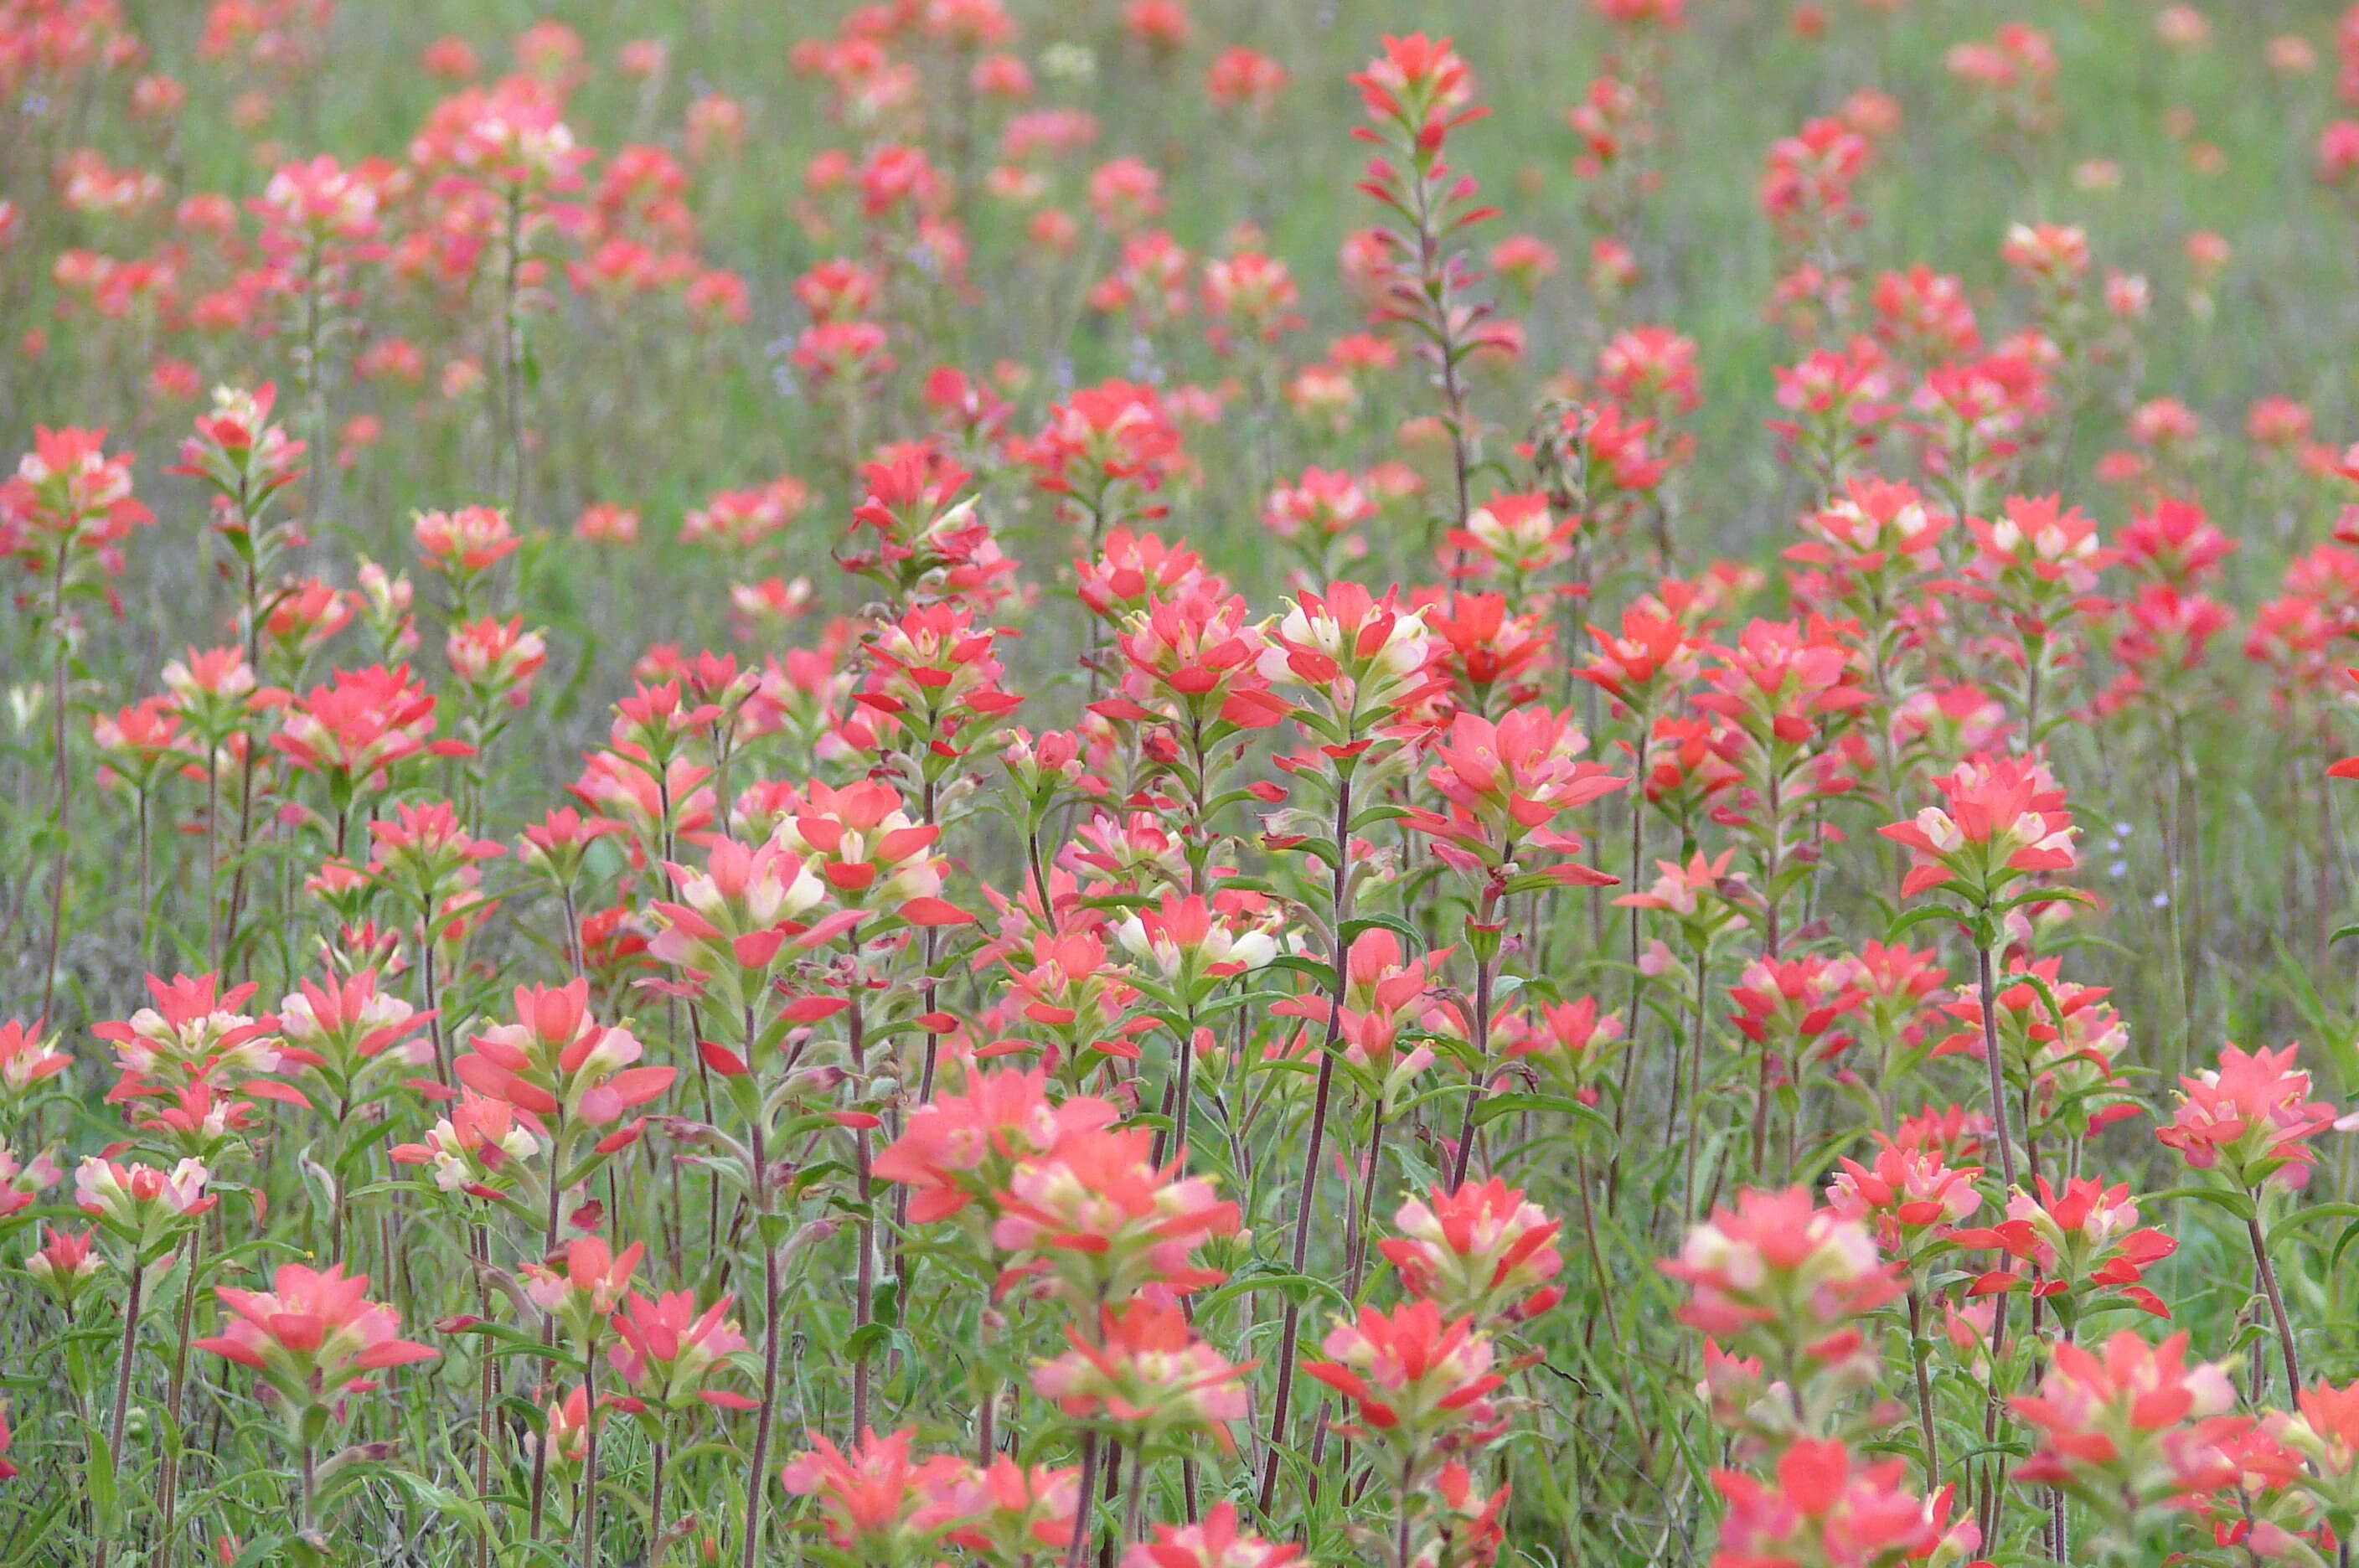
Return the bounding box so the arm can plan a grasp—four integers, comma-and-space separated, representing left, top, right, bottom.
453, 979, 674, 1127
1949, 1176, 2177, 1318
1032, 1300, 1252, 1448
1878, 750, 2076, 902
1712, 1437, 1971, 1568
2011, 1331, 2238, 1507
195, 1262, 437, 1418
990, 1127, 1239, 1302
1303, 1297, 1504, 1464
1, 426, 153, 580
875, 1067, 1120, 1224
1122, 1502, 1300, 1568
781, 1428, 937, 1558
1403, 706, 1625, 888
2156, 1042, 2343, 1193
1661, 1186, 1900, 1351
1379, 1178, 1564, 1324
606, 1289, 756, 1413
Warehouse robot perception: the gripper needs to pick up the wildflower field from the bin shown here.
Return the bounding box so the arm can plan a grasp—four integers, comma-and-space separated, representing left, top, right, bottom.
14, 0, 2359, 1564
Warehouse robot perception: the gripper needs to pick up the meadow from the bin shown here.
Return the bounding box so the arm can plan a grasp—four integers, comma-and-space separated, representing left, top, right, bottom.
7, 1, 2359, 1565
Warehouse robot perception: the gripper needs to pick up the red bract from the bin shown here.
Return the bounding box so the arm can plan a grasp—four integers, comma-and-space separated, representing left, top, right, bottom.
856, 603, 1023, 773
1879, 750, 2076, 902
271, 663, 471, 813
1379, 1178, 1564, 1324
171, 383, 306, 506
0, 1146, 57, 1221
989, 1127, 1239, 1302
1500, 994, 1625, 1105
2284, 1381, 2359, 1521
1205, 47, 1288, 115
1303, 1298, 1505, 1462
986, 929, 1154, 1074
1824, 1143, 1981, 1269
1770, 343, 1897, 487
1102, 586, 1292, 731
646, 833, 828, 1005
1963, 493, 2114, 611
570, 746, 715, 856
843, 448, 1018, 608
1785, 476, 1947, 588
2155, 1042, 2342, 1194
1350, 34, 1481, 151
196, 1262, 436, 1417
25, 1224, 103, 1310
453, 978, 673, 1127
780, 1428, 939, 1559
1033, 1300, 1252, 1448
916, 1456, 1081, 1559
1579, 604, 1709, 714
447, 616, 548, 709
772, 777, 968, 926
875, 1067, 1119, 1223
1420, 590, 1551, 713
1759, 117, 1873, 245
2119, 496, 2236, 586
2, 426, 152, 582
1711, 1438, 1971, 1568
1951, 1176, 2177, 1319
1011, 379, 1182, 531
1662, 1187, 1900, 1353
1075, 529, 1217, 622
275, 967, 429, 1112
1273, 926, 1450, 1088
1727, 954, 1867, 1063
93, 973, 291, 1115
0, 1019, 72, 1101
412, 503, 519, 575
2011, 1331, 2238, 1509
1693, 617, 1870, 752
606, 1289, 755, 1412
1931, 957, 2137, 1138
1117, 891, 1283, 987
388, 1091, 543, 1198
1262, 466, 1376, 569
366, 799, 506, 906
411, 75, 586, 189
1260, 581, 1438, 725
1871, 266, 1980, 366
1448, 491, 1567, 585
1405, 706, 1625, 889
1122, 1503, 1301, 1568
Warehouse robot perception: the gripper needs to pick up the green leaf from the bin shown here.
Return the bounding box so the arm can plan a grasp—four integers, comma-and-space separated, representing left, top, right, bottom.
1882, 904, 1962, 943
2149, 1183, 2257, 1221
88, 1429, 120, 1535
1264, 955, 1336, 992
1339, 915, 1423, 952
2269, 1201, 2359, 1235
844, 1322, 894, 1359
1471, 1090, 1614, 1139
379, 1465, 490, 1529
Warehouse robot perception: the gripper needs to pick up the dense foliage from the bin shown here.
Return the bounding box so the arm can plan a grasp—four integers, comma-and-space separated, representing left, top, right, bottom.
10, 3, 2359, 1566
